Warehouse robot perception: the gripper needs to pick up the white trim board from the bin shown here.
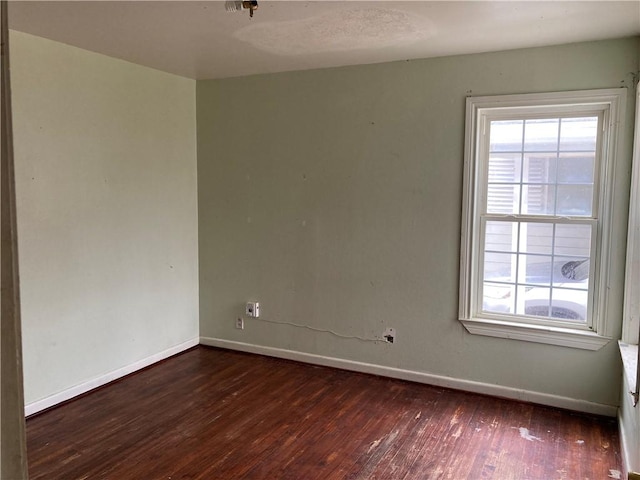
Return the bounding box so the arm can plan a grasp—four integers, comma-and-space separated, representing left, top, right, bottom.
618, 414, 633, 478
24, 337, 199, 417
200, 336, 617, 417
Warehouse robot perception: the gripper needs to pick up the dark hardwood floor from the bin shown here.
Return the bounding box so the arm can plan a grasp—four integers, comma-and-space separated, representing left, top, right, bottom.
27, 346, 622, 479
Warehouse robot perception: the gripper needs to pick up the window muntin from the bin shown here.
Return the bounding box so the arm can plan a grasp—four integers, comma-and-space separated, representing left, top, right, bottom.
460, 89, 626, 349
480, 219, 593, 325
485, 116, 600, 218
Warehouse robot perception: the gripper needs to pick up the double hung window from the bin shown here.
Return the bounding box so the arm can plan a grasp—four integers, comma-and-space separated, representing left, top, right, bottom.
459, 89, 626, 350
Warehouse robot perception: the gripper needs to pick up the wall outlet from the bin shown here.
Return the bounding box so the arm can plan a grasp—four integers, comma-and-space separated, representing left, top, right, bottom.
246, 301, 260, 318
235, 317, 244, 330
383, 327, 396, 343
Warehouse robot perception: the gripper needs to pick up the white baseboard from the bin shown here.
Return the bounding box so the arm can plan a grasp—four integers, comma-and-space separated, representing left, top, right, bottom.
200, 336, 618, 417
618, 414, 631, 478
25, 337, 199, 417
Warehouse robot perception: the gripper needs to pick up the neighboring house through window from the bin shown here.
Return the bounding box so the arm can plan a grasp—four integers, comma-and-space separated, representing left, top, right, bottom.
459, 89, 626, 350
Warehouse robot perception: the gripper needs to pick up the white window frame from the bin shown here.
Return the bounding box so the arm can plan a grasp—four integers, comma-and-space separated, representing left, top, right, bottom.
459, 89, 626, 350
623, 85, 640, 347
620, 85, 640, 406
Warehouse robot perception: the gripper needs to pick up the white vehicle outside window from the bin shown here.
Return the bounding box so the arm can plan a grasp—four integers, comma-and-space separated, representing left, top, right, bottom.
459, 89, 626, 350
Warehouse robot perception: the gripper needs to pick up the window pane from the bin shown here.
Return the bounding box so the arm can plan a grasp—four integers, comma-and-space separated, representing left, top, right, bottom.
523, 154, 556, 184
521, 184, 555, 215
487, 184, 520, 214
524, 118, 559, 152
483, 282, 515, 314
557, 153, 595, 184
485, 221, 516, 253
554, 224, 591, 257
556, 185, 593, 216
518, 254, 552, 285
519, 222, 553, 255
488, 154, 521, 182
518, 286, 550, 317
559, 117, 598, 151
552, 257, 589, 287
484, 252, 516, 283
550, 288, 588, 321
490, 120, 523, 152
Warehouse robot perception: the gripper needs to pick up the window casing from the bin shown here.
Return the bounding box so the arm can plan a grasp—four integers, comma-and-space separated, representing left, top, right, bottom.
623, 86, 640, 347
459, 89, 626, 350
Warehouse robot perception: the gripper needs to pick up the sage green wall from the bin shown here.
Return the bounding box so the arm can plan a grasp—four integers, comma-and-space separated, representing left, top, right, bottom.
10, 31, 199, 404
198, 37, 638, 407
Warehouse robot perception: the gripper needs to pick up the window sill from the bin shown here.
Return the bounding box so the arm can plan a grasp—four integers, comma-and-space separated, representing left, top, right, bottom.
618, 341, 638, 389
460, 317, 611, 350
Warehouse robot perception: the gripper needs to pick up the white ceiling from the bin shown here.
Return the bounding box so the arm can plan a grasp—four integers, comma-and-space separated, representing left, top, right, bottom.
8, 1, 640, 80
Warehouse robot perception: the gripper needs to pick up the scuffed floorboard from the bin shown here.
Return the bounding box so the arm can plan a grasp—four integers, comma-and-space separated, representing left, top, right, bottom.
27, 346, 621, 479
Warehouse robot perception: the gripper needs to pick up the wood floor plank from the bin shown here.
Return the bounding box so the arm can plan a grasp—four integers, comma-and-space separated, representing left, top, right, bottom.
26, 346, 622, 479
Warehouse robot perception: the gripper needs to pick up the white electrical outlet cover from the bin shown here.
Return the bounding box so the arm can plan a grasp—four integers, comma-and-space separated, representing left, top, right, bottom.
245, 301, 260, 318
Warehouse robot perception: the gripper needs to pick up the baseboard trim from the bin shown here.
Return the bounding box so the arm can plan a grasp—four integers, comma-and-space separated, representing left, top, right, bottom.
618, 411, 640, 479
25, 337, 199, 417
200, 336, 617, 417
619, 413, 631, 478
